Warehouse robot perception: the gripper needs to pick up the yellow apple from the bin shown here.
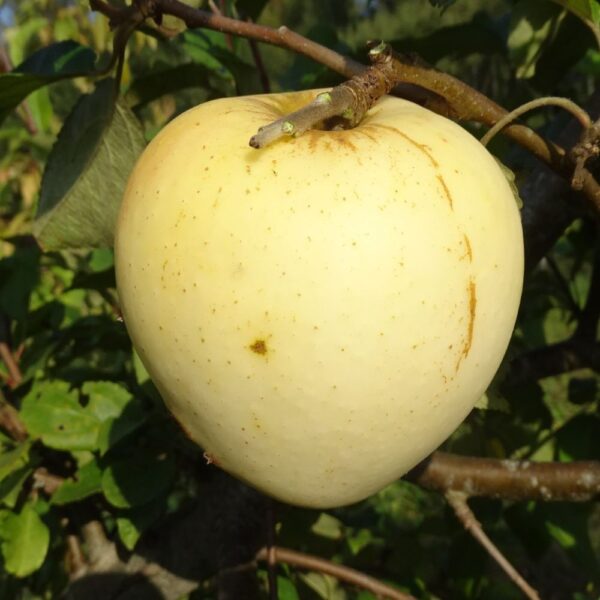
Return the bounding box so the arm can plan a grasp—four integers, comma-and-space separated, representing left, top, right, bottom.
115, 90, 523, 508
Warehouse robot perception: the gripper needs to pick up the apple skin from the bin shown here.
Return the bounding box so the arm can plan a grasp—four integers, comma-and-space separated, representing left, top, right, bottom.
115, 90, 523, 508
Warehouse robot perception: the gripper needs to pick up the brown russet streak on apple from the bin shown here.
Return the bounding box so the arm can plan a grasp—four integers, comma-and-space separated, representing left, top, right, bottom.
353, 128, 379, 144
303, 130, 359, 154
370, 124, 457, 211
435, 174, 453, 210
456, 279, 477, 372
249, 339, 268, 355
462, 234, 473, 262
372, 124, 440, 168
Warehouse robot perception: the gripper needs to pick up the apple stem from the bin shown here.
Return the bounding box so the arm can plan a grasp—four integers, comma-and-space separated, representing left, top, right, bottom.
249, 41, 397, 149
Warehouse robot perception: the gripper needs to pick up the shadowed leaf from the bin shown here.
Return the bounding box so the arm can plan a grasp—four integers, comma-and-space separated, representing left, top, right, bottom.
0, 41, 96, 123
34, 78, 145, 250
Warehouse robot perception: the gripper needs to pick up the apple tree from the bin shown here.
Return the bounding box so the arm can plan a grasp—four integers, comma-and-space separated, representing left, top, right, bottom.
0, 0, 599, 598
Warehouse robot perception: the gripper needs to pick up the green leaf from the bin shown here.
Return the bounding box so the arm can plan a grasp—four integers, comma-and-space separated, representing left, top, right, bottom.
127, 63, 218, 108
276, 576, 300, 600
51, 459, 102, 505
5, 17, 48, 66
545, 520, 576, 548
551, 0, 600, 25
0, 443, 30, 482
0, 503, 50, 577
311, 513, 343, 540
183, 30, 259, 95
33, 78, 146, 250
102, 454, 175, 508
116, 499, 163, 550
20, 380, 140, 452
97, 402, 147, 455
88, 248, 114, 272
474, 390, 510, 413
81, 381, 145, 454
299, 572, 345, 600
84, 381, 132, 421
0, 246, 40, 322
0, 443, 33, 508
508, 0, 566, 78
20, 381, 99, 451
0, 41, 96, 123
389, 15, 505, 62
346, 528, 374, 556
371, 481, 442, 531
429, 0, 458, 7
0, 467, 33, 510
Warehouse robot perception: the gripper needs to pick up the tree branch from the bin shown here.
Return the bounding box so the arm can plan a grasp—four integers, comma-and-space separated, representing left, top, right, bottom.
0, 388, 27, 442
0, 342, 23, 388
89, 1, 600, 212
446, 491, 540, 600
409, 452, 600, 501
256, 546, 415, 600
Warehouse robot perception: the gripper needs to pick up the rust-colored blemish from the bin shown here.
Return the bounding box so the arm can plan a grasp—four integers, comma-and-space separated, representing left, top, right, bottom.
436, 174, 453, 210
456, 279, 477, 371
462, 234, 473, 262
372, 125, 439, 168
355, 128, 379, 144
249, 339, 268, 355
332, 134, 358, 153
306, 130, 319, 153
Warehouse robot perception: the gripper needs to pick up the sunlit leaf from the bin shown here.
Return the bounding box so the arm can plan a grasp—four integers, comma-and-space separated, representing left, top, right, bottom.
0, 503, 49, 577
51, 459, 102, 505
20, 381, 99, 451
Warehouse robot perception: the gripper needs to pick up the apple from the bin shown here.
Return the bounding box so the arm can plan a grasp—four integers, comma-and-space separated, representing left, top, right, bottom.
115, 89, 523, 508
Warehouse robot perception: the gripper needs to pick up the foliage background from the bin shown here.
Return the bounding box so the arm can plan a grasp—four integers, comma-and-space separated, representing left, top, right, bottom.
0, 0, 599, 598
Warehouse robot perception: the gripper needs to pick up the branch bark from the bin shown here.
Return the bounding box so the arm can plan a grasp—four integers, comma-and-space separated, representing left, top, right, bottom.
409, 452, 600, 501
446, 491, 540, 600
256, 546, 415, 600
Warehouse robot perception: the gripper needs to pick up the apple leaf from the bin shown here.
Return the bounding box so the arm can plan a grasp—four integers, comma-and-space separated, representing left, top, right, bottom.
20, 380, 143, 452
0, 443, 30, 482
183, 30, 259, 95
51, 459, 102, 505
0, 467, 33, 510
275, 577, 301, 600
0, 503, 50, 578
0, 443, 34, 509
102, 454, 175, 508
116, 499, 163, 550
33, 78, 146, 251
0, 41, 96, 124
20, 381, 99, 451
508, 0, 565, 79
551, 0, 600, 24
127, 63, 218, 108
